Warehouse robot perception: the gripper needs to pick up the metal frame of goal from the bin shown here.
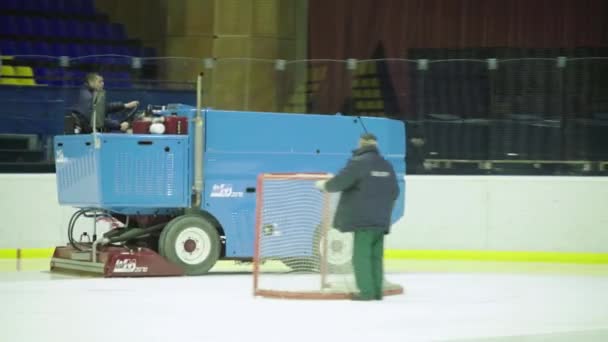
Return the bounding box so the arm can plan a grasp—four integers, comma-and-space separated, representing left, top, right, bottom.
252, 172, 404, 300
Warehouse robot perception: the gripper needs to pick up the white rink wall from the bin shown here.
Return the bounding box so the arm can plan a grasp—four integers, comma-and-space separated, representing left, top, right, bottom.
389, 175, 608, 253
1, 174, 608, 253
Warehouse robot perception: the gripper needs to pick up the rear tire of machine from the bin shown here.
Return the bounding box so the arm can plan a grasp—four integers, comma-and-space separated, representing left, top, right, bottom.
280, 225, 353, 274
159, 215, 221, 275
319, 227, 354, 274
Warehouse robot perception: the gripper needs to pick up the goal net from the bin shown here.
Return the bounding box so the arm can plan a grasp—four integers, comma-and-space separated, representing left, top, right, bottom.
253, 173, 403, 299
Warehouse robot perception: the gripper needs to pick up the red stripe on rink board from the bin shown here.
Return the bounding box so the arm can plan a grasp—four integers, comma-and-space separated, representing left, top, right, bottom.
16, 248, 21, 271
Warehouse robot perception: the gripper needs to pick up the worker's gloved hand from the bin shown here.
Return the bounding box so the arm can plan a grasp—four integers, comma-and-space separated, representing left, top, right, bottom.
120, 122, 129, 131
125, 101, 139, 109
314, 180, 327, 191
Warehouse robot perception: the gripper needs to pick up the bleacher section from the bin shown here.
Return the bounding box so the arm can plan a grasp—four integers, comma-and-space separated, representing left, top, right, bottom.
0, 0, 156, 88
0, 0, 162, 171
281, 46, 608, 175
0, 2, 606, 176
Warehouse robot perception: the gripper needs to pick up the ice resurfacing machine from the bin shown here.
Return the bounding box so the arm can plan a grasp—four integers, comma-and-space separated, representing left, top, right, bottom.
51, 91, 406, 278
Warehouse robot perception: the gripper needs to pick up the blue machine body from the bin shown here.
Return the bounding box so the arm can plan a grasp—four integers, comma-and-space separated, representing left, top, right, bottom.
55, 105, 406, 258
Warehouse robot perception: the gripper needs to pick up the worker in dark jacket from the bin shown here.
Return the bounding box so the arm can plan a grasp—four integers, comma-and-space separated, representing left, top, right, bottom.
70, 73, 138, 133
315, 133, 399, 300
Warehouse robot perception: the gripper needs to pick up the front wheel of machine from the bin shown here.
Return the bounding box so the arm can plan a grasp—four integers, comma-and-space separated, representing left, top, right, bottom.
159, 215, 220, 275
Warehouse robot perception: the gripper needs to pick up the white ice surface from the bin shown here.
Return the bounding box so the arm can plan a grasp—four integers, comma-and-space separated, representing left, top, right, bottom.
1, 272, 608, 342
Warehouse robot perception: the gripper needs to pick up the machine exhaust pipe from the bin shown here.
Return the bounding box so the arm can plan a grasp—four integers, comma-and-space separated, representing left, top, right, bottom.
193, 72, 205, 208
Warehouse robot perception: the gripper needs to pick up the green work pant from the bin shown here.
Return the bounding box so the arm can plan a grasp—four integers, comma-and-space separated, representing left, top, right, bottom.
352, 229, 385, 299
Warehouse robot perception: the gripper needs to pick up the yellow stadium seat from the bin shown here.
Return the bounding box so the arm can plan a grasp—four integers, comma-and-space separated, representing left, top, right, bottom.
14, 66, 37, 86
0, 65, 20, 85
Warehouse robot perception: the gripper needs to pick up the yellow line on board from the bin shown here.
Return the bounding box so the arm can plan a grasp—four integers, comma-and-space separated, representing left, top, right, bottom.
0, 250, 17, 258
1, 248, 607, 264
0, 248, 55, 259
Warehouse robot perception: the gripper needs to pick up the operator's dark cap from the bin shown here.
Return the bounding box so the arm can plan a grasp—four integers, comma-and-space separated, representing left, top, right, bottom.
360, 133, 377, 141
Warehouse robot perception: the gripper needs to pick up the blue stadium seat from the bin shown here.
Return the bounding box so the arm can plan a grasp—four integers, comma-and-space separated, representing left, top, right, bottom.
0, 0, 20, 11
48, 0, 67, 13
33, 0, 55, 12
92, 45, 118, 64
0, 41, 18, 56
120, 45, 133, 57
60, 69, 73, 87
116, 45, 131, 56
47, 19, 68, 38
51, 68, 68, 86
109, 23, 126, 40
103, 71, 116, 87
34, 68, 66, 86
52, 43, 76, 57
64, 43, 80, 57
63, 20, 85, 39
81, 21, 99, 40
48, 43, 63, 57
30, 17, 47, 36
72, 70, 86, 83
115, 72, 132, 88
74, 44, 89, 57
114, 46, 135, 65
34, 67, 50, 85
63, 0, 96, 14
0, 16, 18, 35
65, 44, 82, 57
15, 17, 33, 36
95, 44, 111, 54
30, 42, 52, 56
63, 69, 83, 86
93, 45, 111, 63
98, 23, 113, 40
93, 23, 127, 41
82, 44, 99, 56
81, 0, 96, 14
22, 0, 47, 11
74, 44, 98, 63
104, 71, 132, 88
0, 17, 11, 35
14, 41, 33, 55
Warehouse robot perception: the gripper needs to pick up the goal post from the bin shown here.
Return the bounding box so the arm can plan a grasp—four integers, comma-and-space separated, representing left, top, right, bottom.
253, 172, 403, 300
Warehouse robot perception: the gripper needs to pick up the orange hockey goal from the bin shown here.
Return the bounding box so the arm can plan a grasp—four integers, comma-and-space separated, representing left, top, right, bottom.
253, 173, 403, 299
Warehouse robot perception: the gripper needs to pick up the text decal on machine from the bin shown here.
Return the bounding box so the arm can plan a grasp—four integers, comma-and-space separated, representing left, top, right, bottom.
210, 184, 244, 198
113, 259, 149, 273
